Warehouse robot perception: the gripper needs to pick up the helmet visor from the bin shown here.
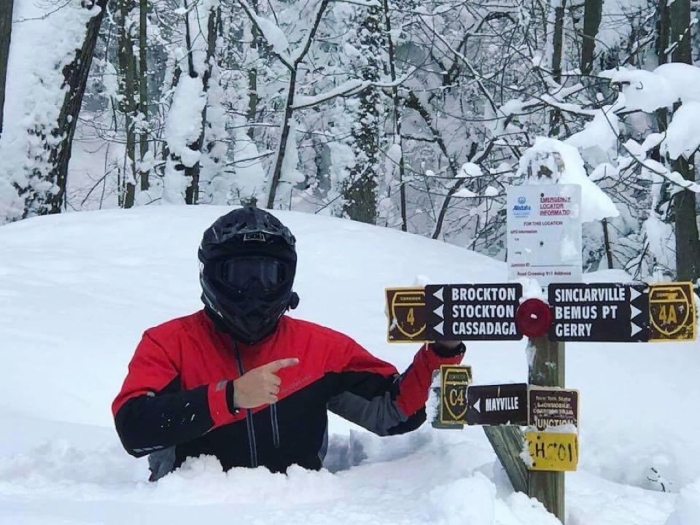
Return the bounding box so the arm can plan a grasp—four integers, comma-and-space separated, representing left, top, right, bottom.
221, 257, 289, 291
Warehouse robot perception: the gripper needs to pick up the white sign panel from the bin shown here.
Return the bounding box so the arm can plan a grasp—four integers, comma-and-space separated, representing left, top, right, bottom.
507, 185, 582, 287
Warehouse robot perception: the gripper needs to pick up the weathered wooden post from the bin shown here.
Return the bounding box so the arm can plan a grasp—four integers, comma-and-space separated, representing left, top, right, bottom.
527, 335, 566, 520
482, 425, 527, 494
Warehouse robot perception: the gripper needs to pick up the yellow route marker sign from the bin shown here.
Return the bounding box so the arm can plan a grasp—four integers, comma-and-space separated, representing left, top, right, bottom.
648, 282, 696, 342
525, 432, 578, 472
439, 365, 472, 425
385, 287, 428, 342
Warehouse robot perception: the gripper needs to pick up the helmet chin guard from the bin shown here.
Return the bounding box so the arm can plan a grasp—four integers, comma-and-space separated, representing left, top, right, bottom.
198, 206, 299, 344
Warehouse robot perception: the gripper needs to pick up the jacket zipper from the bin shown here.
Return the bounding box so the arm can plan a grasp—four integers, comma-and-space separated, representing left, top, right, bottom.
233, 341, 258, 468
270, 403, 280, 448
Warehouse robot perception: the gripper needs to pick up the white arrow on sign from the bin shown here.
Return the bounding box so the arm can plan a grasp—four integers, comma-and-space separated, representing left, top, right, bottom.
631, 304, 641, 319
434, 304, 444, 319
472, 398, 481, 412
630, 287, 641, 301
631, 322, 641, 337
434, 321, 444, 335
433, 287, 444, 302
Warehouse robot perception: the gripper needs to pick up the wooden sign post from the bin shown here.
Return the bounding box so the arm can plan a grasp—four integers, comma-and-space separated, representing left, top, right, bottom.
527, 335, 565, 520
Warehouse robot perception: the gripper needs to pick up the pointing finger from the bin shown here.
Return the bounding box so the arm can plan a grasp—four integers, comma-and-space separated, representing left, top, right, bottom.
265, 358, 300, 373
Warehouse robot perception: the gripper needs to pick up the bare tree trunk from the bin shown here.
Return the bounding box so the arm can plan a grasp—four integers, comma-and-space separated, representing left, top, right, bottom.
654, 2, 670, 132
0, 0, 13, 137
139, 0, 150, 191
669, 0, 700, 283
117, 0, 137, 208
656, 0, 671, 66
265, 69, 296, 209
580, 0, 602, 75
246, 0, 261, 141
549, 0, 566, 136
601, 218, 614, 269
670, 0, 692, 64
44, 0, 108, 214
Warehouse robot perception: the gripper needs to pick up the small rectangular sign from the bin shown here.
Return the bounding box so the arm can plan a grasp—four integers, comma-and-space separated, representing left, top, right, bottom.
648, 282, 696, 342
526, 432, 578, 472
507, 185, 583, 288
425, 283, 523, 341
386, 287, 427, 342
439, 365, 472, 425
528, 387, 579, 431
466, 383, 529, 426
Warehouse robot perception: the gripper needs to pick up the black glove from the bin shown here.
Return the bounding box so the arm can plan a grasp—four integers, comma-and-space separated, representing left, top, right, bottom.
430, 341, 466, 357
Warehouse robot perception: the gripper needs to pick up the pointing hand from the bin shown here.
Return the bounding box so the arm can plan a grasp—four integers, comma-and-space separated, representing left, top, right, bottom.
232, 358, 299, 409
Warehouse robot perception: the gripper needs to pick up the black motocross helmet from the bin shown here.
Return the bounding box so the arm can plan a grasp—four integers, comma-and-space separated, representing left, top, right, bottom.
198, 206, 299, 344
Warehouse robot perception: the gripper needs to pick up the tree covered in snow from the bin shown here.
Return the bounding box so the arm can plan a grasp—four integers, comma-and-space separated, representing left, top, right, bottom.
340, 5, 386, 224
0, 0, 698, 285
0, 0, 107, 221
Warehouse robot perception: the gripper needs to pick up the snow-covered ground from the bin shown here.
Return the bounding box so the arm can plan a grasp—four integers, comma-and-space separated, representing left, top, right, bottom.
0, 206, 699, 524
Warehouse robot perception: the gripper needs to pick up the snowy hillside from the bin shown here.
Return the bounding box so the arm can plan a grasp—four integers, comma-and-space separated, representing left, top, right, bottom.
0, 206, 699, 525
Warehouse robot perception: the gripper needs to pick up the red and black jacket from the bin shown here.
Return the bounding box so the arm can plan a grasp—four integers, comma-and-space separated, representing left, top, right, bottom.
112, 310, 464, 479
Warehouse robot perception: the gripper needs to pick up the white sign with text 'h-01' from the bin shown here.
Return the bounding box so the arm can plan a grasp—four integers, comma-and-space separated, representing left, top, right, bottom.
507, 185, 582, 288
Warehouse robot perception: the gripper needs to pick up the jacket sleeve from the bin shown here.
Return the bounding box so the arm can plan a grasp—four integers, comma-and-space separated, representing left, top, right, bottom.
112, 330, 241, 457
327, 339, 464, 436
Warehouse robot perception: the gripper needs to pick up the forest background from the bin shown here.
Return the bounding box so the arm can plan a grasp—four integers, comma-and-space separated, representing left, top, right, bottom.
0, 0, 698, 286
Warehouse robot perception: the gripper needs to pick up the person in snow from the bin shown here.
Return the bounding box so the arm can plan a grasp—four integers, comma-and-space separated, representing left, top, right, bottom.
112, 206, 465, 481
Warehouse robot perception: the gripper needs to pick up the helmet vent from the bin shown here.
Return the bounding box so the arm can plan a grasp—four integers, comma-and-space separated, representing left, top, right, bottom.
243, 232, 266, 243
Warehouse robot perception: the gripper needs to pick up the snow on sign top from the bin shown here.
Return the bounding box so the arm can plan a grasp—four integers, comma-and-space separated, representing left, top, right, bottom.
516, 137, 618, 223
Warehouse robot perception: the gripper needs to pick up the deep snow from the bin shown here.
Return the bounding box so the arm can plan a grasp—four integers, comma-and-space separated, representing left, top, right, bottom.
0, 206, 699, 524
